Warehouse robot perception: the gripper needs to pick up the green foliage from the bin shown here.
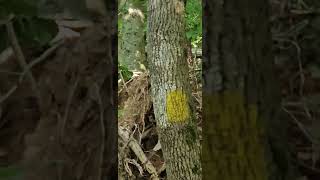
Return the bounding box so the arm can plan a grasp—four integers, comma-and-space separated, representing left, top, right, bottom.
191, 163, 201, 174
119, 0, 202, 48
14, 16, 58, 48
118, 0, 147, 38
118, 108, 124, 118
0, 166, 23, 180
118, 17, 123, 37
0, 1, 58, 52
0, 16, 58, 52
185, 123, 198, 145
185, 0, 202, 48
119, 0, 147, 16
131, 0, 147, 14
119, 64, 133, 81
0, 0, 39, 18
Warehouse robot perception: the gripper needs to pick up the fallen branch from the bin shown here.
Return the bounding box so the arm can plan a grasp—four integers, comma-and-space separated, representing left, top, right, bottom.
20, 40, 64, 81
282, 106, 319, 145
118, 126, 159, 180
5, 15, 40, 101
118, 71, 144, 94
59, 76, 79, 140
0, 86, 17, 105
0, 47, 13, 65
157, 162, 166, 175
0, 41, 63, 105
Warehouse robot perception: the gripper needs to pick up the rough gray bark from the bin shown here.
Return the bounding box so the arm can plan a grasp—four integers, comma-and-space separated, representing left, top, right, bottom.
119, 0, 147, 70
203, 0, 293, 180
147, 0, 201, 179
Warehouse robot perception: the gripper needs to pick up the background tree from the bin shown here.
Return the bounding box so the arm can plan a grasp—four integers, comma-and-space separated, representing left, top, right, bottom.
119, 0, 147, 71
202, 0, 294, 179
147, 0, 201, 179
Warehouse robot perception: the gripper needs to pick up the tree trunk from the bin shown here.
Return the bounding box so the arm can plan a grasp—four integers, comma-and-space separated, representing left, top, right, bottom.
203, 1, 292, 180
147, 0, 201, 179
119, 0, 147, 70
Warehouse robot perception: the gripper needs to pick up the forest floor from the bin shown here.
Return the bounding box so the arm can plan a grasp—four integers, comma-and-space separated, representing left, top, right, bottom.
0, 19, 117, 179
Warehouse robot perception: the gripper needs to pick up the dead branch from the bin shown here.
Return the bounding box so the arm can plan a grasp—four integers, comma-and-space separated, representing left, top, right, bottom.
0, 40, 63, 106
0, 47, 13, 65
60, 77, 79, 140
119, 70, 129, 94
283, 106, 319, 145
0, 86, 17, 105
19, 40, 64, 82
5, 16, 40, 101
118, 126, 159, 180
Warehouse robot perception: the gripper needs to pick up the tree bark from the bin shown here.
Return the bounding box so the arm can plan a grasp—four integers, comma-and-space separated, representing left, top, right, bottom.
203, 1, 292, 180
147, 0, 201, 179
119, 0, 147, 70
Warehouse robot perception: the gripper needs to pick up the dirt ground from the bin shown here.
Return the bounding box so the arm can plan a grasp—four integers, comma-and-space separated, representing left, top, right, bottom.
0, 21, 117, 180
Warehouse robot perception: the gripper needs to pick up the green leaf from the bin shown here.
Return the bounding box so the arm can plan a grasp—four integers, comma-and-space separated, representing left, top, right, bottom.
0, 0, 39, 18
119, 64, 133, 81
0, 166, 23, 179
0, 16, 58, 52
118, 108, 124, 118
14, 16, 58, 48
185, 0, 202, 47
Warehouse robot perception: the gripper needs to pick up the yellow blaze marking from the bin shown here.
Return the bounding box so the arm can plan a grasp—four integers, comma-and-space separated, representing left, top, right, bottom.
166, 89, 190, 123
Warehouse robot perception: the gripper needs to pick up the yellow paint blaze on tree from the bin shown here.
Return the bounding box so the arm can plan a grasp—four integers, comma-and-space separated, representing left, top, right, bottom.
166, 89, 190, 123
202, 90, 268, 180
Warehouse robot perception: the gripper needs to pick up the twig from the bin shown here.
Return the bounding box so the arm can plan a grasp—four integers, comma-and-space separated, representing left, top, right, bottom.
0, 85, 17, 105
297, 0, 309, 9
0, 41, 63, 105
119, 70, 129, 93
94, 83, 105, 180
290, 9, 320, 15
118, 126, 159, 179
0, 47, 13, 65
157, 162, 166, 175
0, 14, 14, 25
274, 38, 304, 96
293, 157, 320, 174
292, 40, 304, 97
59, 76, 79, 140
5, 16, 40, 101
282, 107, 318, 144
19, 40, 64, 82
118, 71, 144, 94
